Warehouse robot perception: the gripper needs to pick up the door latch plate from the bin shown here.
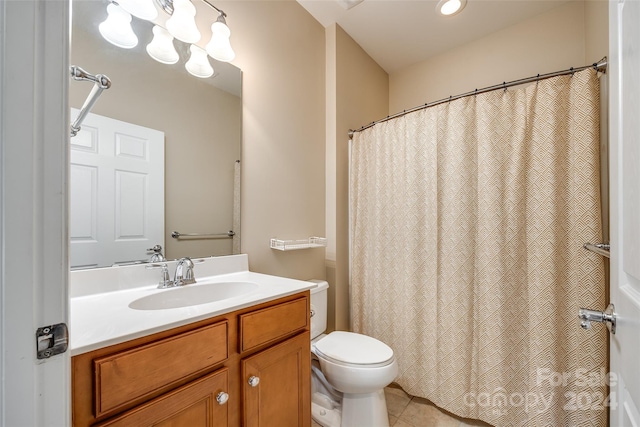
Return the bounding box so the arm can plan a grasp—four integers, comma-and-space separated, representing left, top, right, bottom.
36, 323, 68, 359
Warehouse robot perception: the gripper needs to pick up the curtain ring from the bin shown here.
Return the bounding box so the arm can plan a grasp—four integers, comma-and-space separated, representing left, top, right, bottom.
570, 66, 575, 76
503, 82, 507, 92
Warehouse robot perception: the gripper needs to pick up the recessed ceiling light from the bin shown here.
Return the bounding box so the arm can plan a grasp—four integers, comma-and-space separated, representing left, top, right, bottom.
436, 0, 467, 16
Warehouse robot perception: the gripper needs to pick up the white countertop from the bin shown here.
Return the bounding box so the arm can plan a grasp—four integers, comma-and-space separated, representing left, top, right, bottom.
69, 255, 317, 356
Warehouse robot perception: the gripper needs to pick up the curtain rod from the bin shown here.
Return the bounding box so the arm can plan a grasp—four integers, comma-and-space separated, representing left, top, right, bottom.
348, 57, 608, 139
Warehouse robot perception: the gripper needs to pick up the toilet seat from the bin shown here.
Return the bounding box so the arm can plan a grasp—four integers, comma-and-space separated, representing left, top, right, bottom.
313, 331, 394, 368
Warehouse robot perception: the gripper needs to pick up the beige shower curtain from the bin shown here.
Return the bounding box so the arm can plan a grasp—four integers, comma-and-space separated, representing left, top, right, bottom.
350, 69, 607, 427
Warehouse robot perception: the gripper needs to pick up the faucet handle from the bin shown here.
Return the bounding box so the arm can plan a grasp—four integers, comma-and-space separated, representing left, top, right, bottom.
158, 264, 173, 288
146, 262, 174, 289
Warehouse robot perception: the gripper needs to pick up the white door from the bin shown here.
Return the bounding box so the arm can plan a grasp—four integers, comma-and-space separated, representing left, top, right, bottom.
0, 1, 70, 426
70, 110, 165, 269
609, 0, 640, 425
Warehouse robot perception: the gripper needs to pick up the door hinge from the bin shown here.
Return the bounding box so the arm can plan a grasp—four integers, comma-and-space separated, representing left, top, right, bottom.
36, 323, 69, 359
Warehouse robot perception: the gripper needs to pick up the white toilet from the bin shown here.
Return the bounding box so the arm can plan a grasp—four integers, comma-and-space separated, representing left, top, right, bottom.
309, 280, 398, 427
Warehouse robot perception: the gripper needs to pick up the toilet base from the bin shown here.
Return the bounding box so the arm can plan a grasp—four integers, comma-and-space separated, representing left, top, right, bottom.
312, 401, 341, 427
341, 389, 389, 427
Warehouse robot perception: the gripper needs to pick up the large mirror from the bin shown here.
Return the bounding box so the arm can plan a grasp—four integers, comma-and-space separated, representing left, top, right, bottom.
69, 0, 242, 269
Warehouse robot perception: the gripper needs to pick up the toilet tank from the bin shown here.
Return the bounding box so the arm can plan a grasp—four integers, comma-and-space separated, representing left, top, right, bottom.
308, 280, 329, 340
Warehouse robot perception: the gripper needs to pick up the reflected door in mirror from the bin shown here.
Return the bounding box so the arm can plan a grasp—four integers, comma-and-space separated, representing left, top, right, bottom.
70, 110, 165, 269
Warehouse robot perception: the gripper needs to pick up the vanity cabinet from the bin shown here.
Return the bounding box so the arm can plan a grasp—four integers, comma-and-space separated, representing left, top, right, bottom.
238, 297, 311, 427
72, 291, 311, 427
242, 333, 310, 427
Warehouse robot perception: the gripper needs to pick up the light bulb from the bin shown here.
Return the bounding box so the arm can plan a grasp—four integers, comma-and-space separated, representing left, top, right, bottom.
117, 0, 158, 20
205, 17, 235, 62
185, 45, 214, 78
436, 0, 466, 16
166, 0, 201, 44
99, 3, 138, 49
440, 0, 460, 15
146, 26, 179, 64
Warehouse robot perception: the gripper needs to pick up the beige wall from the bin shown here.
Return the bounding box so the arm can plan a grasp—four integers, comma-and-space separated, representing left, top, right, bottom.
390, 1, 607, 113
70, 17, 241, 264
326, 25, 389, 331
585, 0, 609, 63
219, 1, 327, 280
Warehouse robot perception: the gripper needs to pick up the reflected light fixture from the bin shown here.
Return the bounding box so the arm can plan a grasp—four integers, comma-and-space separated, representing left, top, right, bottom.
146, 25, 179, 64
99, 3, 139, 49
99, 0, 236, 78
436, 0, 466, 16
166, 0, 201, 43
185, 44, 214, 78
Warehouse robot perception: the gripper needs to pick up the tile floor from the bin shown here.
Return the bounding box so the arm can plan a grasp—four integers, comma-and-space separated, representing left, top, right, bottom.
312, 385, 492, 427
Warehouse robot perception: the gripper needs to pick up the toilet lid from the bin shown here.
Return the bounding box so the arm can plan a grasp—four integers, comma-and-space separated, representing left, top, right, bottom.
313, 331, 394, 366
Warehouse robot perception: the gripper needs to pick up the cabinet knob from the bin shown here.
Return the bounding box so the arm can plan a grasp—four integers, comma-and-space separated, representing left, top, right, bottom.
248, 376, 260, 387
216, 391, 229, 405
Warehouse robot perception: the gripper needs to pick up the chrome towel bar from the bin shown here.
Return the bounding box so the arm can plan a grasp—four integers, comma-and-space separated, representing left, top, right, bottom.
70, 65, 111, 137
583, 243, 610, 258
171, 230, 235, 240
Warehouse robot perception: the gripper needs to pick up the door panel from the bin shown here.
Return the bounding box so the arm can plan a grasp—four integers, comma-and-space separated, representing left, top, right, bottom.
609, 0, 640, 424
0, 1, 70, 425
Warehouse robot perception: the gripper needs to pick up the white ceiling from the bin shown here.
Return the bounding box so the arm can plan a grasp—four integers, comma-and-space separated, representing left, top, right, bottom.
297, 0, 570, 73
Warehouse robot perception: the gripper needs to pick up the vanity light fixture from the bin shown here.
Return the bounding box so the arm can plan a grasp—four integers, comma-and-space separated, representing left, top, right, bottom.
205, 14, 235, 62
99, 3, 139, 49
185, 44, 214, 78
99, 0, 236, 78
436, 0, 466, 16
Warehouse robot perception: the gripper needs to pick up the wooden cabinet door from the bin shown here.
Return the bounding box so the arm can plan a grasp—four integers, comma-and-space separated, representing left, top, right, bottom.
96, 368, 229, 427
241, 332, 311, 427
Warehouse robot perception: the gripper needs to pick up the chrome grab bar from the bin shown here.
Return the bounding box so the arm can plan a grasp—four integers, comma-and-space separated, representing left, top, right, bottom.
171, 230, 235, 240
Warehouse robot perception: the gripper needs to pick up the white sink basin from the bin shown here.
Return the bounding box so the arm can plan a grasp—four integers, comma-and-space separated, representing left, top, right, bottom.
129, 281, 259, 310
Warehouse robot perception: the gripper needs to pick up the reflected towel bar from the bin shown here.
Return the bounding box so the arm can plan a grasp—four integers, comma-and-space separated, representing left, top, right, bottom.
583, 243, 610, 258
69, 65, 111, 137
171, 230, 235, 240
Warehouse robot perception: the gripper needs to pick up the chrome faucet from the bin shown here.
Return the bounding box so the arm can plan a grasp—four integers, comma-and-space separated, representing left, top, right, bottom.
174, 257, 196, 286
147, 257, 198, 288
